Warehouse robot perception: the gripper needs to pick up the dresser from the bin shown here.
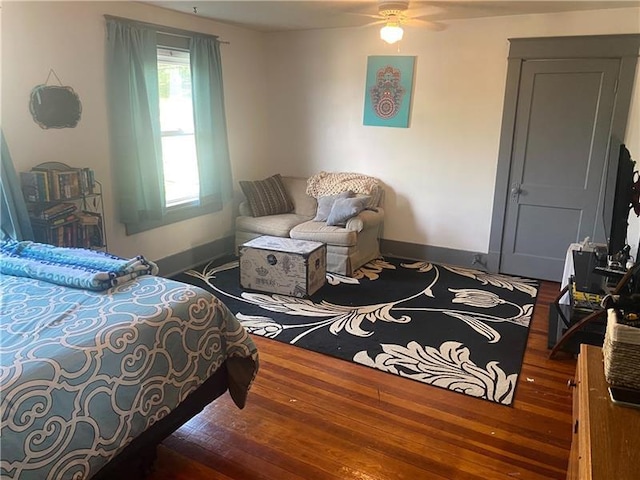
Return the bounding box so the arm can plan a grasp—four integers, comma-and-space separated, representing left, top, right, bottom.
567, 345, 640, 479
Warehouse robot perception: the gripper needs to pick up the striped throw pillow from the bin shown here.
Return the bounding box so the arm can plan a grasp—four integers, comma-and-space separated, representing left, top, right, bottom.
239, 174, 294, 217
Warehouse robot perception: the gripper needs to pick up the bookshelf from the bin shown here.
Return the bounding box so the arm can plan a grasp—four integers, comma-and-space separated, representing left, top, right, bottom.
21, 162, 107, 251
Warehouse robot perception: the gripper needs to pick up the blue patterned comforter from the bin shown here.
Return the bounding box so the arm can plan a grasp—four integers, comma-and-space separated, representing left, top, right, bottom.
0, 273, 259, 480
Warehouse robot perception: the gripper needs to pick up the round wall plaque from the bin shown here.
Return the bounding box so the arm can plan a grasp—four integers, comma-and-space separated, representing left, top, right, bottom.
29, 84, 82, 129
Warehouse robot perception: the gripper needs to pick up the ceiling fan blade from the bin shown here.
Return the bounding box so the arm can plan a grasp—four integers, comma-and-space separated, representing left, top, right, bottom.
361, 19, 388, 28
350, 13, 385, 20
404, 5, 444, 19
405, 18, 447, 31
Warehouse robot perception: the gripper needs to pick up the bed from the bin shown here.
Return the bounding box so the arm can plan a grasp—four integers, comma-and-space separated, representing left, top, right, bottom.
0, 241, 259, 480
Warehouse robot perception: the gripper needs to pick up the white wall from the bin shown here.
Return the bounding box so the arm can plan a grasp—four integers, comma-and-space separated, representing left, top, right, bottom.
263, 7, 640, 254
1, 1, 269, 260
3, 2, 640, 263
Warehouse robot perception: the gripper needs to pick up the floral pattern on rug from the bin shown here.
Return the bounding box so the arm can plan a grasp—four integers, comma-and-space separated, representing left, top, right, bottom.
179, 257, 538, 406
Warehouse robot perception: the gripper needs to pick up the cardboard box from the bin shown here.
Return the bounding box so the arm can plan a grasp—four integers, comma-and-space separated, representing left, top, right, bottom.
239, 236, 326, 297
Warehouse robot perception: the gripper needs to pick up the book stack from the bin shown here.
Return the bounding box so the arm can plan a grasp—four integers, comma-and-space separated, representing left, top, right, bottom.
30, 204, 79, 247
30, 202, 77, 221
76, 212, 103, 249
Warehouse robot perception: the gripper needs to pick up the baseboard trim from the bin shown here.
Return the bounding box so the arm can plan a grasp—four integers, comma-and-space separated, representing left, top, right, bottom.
158, 237, 494, 278
380, 239, 493, 271
156, 236, 235, 278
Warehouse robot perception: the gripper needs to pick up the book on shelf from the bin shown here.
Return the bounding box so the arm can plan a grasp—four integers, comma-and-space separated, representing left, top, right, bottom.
30, 202, 77, 221
76, 211, 101, 225
57, 222, 77, 247
79, 168, 95, 195
57, 170, 81, 199
77, 212, 103, 248
53, 214, 77, 227
78, 225, 103, 248
31, 167, 60, 200
20, 172, 38, 202
31, 213, 77, 227
20, 171, 50, 202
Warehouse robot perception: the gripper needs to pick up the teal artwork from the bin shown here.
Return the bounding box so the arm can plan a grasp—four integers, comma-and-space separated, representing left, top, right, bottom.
363, 56, 415, 128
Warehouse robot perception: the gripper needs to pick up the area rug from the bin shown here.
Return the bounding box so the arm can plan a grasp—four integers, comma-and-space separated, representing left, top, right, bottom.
173, 257, 538, 406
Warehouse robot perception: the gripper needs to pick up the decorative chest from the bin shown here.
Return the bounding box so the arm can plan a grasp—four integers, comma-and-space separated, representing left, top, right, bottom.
239, 236, 326, 297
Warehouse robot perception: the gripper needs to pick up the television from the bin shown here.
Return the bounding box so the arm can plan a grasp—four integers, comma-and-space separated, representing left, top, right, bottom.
608, 144, 636, 260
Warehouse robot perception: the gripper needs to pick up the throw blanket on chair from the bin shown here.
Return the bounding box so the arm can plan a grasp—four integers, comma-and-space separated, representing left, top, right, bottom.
0, 240, 158, 291
306, 171, 380, 200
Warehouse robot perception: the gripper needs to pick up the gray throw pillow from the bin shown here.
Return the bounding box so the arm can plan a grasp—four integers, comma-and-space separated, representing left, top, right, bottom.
313, 191, 353, 222
239, 174, 294, 217
326, 196, 371, 226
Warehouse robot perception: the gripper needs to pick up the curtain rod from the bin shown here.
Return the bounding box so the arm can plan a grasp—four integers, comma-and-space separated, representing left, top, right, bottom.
103, 15, 230, 45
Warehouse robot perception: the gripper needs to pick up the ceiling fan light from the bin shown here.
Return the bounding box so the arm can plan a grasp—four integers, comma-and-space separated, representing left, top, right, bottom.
380, 24, 404, 44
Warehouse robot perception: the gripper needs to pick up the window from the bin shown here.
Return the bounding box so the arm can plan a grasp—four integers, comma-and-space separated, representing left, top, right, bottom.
106, 18, 233, 234
157, 48, 199, 207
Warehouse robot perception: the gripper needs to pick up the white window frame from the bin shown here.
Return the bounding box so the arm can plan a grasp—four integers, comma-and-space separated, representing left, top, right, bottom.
157, 47, 200, 208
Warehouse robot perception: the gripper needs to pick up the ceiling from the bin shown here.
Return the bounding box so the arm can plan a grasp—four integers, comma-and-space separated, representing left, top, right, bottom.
145, 1, 640, 32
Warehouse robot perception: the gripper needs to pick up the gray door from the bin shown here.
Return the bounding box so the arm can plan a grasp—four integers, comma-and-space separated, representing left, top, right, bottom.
499, 58, 620, 281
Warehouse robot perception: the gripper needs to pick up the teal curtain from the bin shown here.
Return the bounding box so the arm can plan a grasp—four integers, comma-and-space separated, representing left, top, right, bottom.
105, 19, 165, 226
105, 18, 233, 234
190, 35, 233, 208
0, 131, 34, 241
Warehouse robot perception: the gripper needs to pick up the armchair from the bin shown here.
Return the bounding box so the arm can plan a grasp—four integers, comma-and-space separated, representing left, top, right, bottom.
235, 174, 384, 276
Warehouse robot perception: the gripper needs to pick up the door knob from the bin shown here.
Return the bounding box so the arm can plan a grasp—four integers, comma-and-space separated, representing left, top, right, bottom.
511, 183, 522, 197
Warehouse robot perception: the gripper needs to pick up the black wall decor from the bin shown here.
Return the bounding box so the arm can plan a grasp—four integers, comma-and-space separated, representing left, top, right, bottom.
29, 73, 82, 129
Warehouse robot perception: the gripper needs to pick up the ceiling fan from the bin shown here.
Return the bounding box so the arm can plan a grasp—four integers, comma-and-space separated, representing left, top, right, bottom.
356, 1, 446, 44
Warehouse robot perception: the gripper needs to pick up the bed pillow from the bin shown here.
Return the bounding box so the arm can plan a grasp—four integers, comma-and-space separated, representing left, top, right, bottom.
313, 191, 353, 222
239, 174, 294, 217
326, 195, 371, 226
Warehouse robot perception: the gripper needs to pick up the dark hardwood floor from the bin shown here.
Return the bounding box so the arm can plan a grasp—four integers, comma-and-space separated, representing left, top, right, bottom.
148, 280, 577, 480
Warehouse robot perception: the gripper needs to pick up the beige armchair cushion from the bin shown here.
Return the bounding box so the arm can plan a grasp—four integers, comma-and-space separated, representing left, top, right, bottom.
282, 176, 317, 217
236, 213, 310, 238
290, 221, 358, 247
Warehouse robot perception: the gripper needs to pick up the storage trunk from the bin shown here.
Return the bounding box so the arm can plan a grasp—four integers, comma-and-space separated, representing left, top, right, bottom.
239, 236, 326, 297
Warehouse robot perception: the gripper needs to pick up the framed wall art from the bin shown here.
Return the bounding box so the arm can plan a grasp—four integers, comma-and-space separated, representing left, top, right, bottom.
363, 55, 415, 128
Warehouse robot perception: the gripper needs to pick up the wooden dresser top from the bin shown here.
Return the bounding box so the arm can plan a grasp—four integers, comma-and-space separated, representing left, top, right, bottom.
580, 345, 640, 479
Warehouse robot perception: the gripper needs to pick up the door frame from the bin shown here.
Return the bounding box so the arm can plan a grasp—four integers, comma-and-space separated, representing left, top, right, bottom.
488, 34, 640, 277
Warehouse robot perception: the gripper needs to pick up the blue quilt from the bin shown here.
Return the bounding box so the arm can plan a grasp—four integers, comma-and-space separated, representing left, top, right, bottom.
0, 240, 159, 291
0, 273, 258, 480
